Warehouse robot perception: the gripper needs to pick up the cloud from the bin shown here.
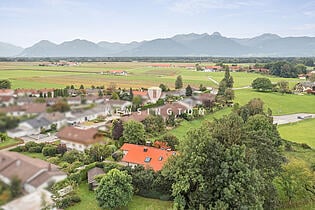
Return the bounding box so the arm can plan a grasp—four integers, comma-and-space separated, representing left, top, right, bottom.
169, 0, 259, 14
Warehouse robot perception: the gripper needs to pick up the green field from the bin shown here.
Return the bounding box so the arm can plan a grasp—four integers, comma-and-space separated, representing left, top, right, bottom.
67, 183, 172, 210
0, 62, 303, 89
278, 118, 315, 148
167, 108, 232, 140
234, 89, 315, 115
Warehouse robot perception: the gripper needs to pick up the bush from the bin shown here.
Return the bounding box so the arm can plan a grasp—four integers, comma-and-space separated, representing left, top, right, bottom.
47, 157, 61, 165
301, 143, 312, 150
42, 146, 58, 156
28, 146, 42, 153
68, 172, 81, 184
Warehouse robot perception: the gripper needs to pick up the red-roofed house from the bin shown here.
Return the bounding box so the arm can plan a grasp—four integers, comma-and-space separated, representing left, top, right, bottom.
120, 143, 175, 171
0, 89, 14, 97
150, 63, 172, 68
204, 66, 222, 72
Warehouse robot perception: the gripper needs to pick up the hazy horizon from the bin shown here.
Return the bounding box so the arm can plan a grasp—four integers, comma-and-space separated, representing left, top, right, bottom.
1, 0, 315, 47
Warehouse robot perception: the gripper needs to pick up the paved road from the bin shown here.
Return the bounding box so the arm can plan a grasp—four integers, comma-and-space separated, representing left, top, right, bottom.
273, 113, 315, 125
208, 77, 219, 85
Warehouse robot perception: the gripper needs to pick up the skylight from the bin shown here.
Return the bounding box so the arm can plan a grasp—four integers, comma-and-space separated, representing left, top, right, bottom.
144, 157, 151, 163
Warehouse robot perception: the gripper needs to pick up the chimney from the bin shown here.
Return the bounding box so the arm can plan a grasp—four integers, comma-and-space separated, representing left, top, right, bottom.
143, 147, 148, 152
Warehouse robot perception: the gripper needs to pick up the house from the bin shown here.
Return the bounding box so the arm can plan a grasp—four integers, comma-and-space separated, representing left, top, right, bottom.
0, 96, 14, 107
87, 167, 105, 190
8, 116, 51, 137
16, 96, 35, 106
120, 143, 175, 171
0, 106, 26, 117
57, 126, 104, 152
66, 104, 108, 125
0, 89, 14, 97
7, 112, 67, 138
204, 66, 222, 72
67, 96, 82, 105
295, 81, 315, 93
108, 70, 128, 76
2, 189, 54, 210
86, 95, 104, 104
15, 89, 37, 97
193, 93, 216, 108
105, 100, 132, 115
158, 102, 190, 119
0, 151, 66, 193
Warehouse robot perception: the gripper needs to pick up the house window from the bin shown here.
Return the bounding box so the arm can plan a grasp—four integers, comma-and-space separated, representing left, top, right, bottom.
158, 156, 163, 161
144, 157, 151, 163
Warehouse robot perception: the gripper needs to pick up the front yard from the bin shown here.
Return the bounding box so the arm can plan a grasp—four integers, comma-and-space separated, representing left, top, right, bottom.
0, 137, 22, 150
67, 183, 173, 210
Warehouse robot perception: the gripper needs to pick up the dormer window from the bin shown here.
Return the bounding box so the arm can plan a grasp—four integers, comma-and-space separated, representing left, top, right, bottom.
158, 156, 163, 161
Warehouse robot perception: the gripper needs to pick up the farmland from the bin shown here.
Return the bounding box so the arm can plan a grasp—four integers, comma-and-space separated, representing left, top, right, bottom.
0, 62, 303, 89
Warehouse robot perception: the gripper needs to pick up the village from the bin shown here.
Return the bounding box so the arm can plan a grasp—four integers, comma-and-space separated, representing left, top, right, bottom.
0, 62, 314, 209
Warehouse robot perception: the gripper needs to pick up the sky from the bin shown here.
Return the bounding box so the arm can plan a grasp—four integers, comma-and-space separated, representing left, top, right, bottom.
1, 0, 315, 47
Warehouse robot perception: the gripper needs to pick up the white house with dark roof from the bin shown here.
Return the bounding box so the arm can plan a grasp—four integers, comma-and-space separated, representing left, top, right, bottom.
0, 151, 66, 193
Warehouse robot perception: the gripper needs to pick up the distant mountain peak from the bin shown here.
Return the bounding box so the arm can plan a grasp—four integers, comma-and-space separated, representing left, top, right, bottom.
211, 32, 222, 37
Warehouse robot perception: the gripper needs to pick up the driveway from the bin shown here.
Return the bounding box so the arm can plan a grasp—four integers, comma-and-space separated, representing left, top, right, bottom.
273, 113, 315, 125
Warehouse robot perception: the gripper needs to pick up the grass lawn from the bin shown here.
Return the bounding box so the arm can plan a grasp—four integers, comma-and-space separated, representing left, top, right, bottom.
167, 108, 232, 140
0, 138, 21, 150
234, 89, 315, 115
278, 118, 315, 148
67, 183, 173, 210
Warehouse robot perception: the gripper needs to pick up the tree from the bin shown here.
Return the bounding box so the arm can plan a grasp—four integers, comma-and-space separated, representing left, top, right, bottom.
79, 84, 84, 89
159, 84, 168, 92
85, 144, 112, 162
275, 160, 315, 205
309, 73, 315, 82
132, 95, 142, 110
224, 88, 234, 101
277, 80, 290, 94
123, 120, 145, 145
195, 63, 203, 71
224, 66, 234, 88
158, 134, 179, 150
166, 123, 264, 209
143, 115, 166, 135
0, 79, 11, 89
199, 84, 207, 91
10, 176, 22, 198
96, 169, 133, 209
111, 92, 119, 100
129, 88, 134, 101
175, 75, 183, 89
50, 99, 70, 113
126, 165, 156, 195
185, 85, 192, 96
252, 78, 273, 92
70, 85, 75, 89
111, 119, 124, 140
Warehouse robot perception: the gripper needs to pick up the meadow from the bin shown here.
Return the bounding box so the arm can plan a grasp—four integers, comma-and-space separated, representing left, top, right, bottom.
278, 118, 315, 148
234, 89, 315, 115
0, 62, 303, 89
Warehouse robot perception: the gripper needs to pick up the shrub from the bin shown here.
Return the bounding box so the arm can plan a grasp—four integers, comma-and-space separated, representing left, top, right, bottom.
42, 146, 58, 156
68, 172, 81, 184
28, 146, 42, 153
301, 143, 311, 150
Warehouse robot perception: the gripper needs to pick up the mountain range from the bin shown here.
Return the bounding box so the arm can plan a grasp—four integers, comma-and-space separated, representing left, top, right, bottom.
2, 32, 315, 57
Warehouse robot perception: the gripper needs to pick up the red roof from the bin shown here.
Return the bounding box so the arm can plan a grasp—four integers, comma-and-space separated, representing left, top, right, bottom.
121, 143, 175, 171
205, 65, 222, 69
132, 91, 148, 96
